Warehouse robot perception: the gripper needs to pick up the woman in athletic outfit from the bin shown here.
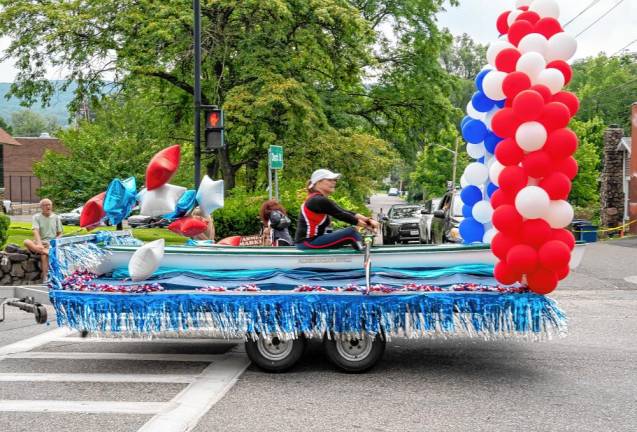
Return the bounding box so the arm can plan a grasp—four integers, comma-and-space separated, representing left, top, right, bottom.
295, 169, 379, 250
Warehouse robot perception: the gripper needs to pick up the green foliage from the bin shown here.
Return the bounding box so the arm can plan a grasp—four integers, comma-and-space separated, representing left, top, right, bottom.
0, 115, 12, 134
0, 214, 9, 249
570, 54, 637, 133
440, 33, 488, 80
11, 109, 59, 137
569, 117, 603, 208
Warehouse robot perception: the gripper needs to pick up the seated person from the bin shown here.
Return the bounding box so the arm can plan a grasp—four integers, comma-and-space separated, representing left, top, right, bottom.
190, 207, 215, 242
295, 169, 378, 250
23, 198, 63, 283
259, 199, 293, 246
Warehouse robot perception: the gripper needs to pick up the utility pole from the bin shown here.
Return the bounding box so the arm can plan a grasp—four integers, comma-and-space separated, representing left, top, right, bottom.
193, 0, 202, 188
433, 139, 459, 191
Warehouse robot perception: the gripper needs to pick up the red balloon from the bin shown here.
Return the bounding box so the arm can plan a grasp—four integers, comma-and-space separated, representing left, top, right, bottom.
545, 128, 578, 159
502, 71, 532, 100
496, 48, 522, 73
492, 204, 524, 235
534, 18, 563, 39
539, 102, 571, 132
492, 233, 520, 260
495, 138, 524, 166
527, 267, 558, 294
494, 260, 521, 285
518, 6, 529, 11
146, 145, 181, 191
507, 244, 539, 274
490, 189, 513, 209
508, 20, 534, 46
552, 91, 580, 116
538, 240, 571, 271
497, 11, 511, 35
516, 11, 541, 25
553, 156, 579, 180
522, 150, 552, 178
168, 216, 209, 238
556, 265, 570, 281
498, 165, 528, 197
80, 192, 106, 229
512, 90, 545, 121
551, 228, 576, 250
491, 108, 520, 138
547, 60, 572, 85
521, 219, 553, 249
529, 84, 552, 103
540, 172, 571, 200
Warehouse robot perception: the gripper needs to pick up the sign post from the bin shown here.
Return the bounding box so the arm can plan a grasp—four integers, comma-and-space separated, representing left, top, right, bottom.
268, 145, 283, 201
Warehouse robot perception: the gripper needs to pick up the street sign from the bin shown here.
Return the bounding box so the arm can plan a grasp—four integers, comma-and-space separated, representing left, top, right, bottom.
269, 145, 283, 170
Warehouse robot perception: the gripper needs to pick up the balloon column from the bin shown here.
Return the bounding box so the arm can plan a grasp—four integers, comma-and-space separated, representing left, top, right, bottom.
459, 0, 579, 295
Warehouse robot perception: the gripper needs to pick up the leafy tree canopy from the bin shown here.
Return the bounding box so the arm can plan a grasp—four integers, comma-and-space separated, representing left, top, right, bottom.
10, 109, 58, 137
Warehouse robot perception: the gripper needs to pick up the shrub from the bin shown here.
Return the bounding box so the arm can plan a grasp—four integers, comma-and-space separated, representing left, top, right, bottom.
0, 214, 9, 249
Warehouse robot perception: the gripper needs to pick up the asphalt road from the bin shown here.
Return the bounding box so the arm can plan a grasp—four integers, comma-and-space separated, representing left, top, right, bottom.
0, 195, 636, 432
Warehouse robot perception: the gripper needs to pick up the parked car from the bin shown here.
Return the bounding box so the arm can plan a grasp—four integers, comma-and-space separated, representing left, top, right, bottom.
127, 211, 171, 229
59, 206, 83, 226
387, 187, 399, 196
417, 198, 441, 244
429, 190, 464, 244
381, 204, 423, 244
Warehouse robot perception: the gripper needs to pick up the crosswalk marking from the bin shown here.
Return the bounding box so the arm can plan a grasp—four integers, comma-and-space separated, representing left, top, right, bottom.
4, 351, 222, 362
0, 373, 196, 383
0, 400, 167, 414
0, 327, 72, 356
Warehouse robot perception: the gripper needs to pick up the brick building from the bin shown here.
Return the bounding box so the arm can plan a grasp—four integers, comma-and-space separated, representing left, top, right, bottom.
0, 128, 66, 203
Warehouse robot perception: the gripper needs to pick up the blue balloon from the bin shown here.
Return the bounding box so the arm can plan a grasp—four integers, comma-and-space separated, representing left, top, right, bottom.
495, 100, 505, 108
487, 182, 498, 198
460, 185, 482, 206
163, 189, 197, 219
475, 69, 490, 93
477, 157, 485, 164
471, 91, 495, 113
460, 115, 472, 129
104, 177, 137, 225
462, 119, 488, 144
462, 204, 474, 218
484, 132, 502, 154
459, 217, 485, 244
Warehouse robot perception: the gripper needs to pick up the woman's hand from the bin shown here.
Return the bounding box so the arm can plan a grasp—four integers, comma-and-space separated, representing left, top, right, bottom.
355, 214, 379, 233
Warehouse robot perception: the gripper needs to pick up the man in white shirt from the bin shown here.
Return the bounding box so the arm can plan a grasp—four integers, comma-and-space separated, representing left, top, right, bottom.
23, 198, 63, 283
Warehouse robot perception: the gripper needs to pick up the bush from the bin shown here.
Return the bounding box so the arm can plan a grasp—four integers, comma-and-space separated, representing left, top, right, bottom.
0, 214, 9, 249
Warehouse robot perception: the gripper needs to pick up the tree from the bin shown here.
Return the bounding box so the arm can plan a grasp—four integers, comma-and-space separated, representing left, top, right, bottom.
0, 116, 12, 134
440, 33, 487, 80
569, 117, 603, 209
11, 110, 58, 137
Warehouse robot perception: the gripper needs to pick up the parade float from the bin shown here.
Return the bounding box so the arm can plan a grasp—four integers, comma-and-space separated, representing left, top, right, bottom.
38, 0, 586, 372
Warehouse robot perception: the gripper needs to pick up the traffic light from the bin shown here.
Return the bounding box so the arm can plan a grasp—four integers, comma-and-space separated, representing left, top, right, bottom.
204, 108, 224, 150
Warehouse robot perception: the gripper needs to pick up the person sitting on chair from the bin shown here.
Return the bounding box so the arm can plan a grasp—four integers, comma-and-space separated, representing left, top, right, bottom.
23, 198, 63, 283
295, 169, 379, 250
259, 199, 293, 246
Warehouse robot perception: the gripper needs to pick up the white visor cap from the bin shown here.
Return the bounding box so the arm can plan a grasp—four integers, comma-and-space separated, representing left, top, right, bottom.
309, 169, 341, 188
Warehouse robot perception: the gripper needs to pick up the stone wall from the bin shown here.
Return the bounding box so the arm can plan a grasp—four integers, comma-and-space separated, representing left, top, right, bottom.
600, 127, 625, 229
0, 244, 42, 285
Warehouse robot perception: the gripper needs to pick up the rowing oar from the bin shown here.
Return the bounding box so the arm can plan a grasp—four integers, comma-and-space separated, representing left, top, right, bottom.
363, 229, 374, 294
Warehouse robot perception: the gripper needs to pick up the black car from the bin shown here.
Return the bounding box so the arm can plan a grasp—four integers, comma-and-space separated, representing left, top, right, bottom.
429, 190, 464, 244
381, 204, 423, 244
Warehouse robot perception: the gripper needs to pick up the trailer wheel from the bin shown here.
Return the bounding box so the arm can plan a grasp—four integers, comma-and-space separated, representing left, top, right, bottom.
324, 334, 385, 373
34, 305, 47, 324
245, 335, 306, 373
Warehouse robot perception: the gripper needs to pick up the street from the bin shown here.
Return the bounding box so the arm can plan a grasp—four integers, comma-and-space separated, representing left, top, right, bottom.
0, 196, 636, 431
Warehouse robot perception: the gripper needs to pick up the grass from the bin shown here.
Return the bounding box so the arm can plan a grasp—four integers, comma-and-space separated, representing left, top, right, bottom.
6, 222, 187, 247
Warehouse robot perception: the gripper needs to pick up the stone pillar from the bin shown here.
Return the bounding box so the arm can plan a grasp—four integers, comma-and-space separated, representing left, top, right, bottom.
600, 126, 625, 230
630, 103, 637, 234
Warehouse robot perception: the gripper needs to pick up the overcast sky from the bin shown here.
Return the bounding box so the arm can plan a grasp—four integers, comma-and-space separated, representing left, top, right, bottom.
0, 0, 635, 83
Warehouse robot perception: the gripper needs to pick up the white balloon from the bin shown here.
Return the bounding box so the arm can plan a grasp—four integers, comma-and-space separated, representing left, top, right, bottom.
467, 143, 486, 159
140, 183, 186, 217
515, 121, 548, 152
473, 200, 494, 224
518, 33, 548, 57
529, 0, 560, 19
128, 239, 164, 282
516, 0, 533, 7
196, 175, 225, 215
547, 32, 577, 62
482, 71, 507, 101
483, 227, 498, 244
487, 40, 515, 67
516, 52, 546, 82
545, 200, 574, 228
515, 186, 550, 219
484, 106, 500, 130
464, 162, 489, 185
466, 100, 483, 120
460, 175, 469, 189
507, 9, 523, 27
536, 68, 565, 94
489, 160, 505, 186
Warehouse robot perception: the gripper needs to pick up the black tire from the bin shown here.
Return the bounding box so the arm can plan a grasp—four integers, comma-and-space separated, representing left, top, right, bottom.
324, 333, 385, 373
245, 335, 306, 372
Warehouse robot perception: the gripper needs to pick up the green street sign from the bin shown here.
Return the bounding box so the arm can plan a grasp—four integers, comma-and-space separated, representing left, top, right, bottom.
269, 145, 283, 170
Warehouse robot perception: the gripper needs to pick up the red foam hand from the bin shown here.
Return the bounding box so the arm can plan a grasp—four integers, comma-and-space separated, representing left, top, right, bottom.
539, 102, 571, 132
492, 204, 524, 235
521, 219, 553, 249
512, 90, 545, 121
507, 244, 539, 274
496, 48, 521, 73
527, 267, 559, 294
552, 91, 580, 116
80, 192, 106, 229
494, 260, 521, 285
503, 72, 532, 100
540, 172, 572, 200
495, 138, 525, 166
534, 18, 563, 39
146, 145, 181, 191
544, 128, 578, 159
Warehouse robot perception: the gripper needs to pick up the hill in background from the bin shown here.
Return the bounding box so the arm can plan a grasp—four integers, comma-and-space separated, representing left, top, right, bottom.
0, 80, 73, 127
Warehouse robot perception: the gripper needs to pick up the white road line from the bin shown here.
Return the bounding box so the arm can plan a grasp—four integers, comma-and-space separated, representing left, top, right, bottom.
138, 353, 250, 432
52, 337, 242, 344
0, 327, 72, 356
0, 373, 196, 383
4, 352, 221, 362
0, 400, 167, 414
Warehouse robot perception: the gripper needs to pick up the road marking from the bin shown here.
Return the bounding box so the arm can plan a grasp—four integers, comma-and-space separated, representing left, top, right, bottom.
137, 353, 250, 432
0, 373, 196, 383
53, 337, 243, 344
0, 400, 166, 414
4, 352, 221, 362
624, 276, 637, 284
0, 327, 72, 356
